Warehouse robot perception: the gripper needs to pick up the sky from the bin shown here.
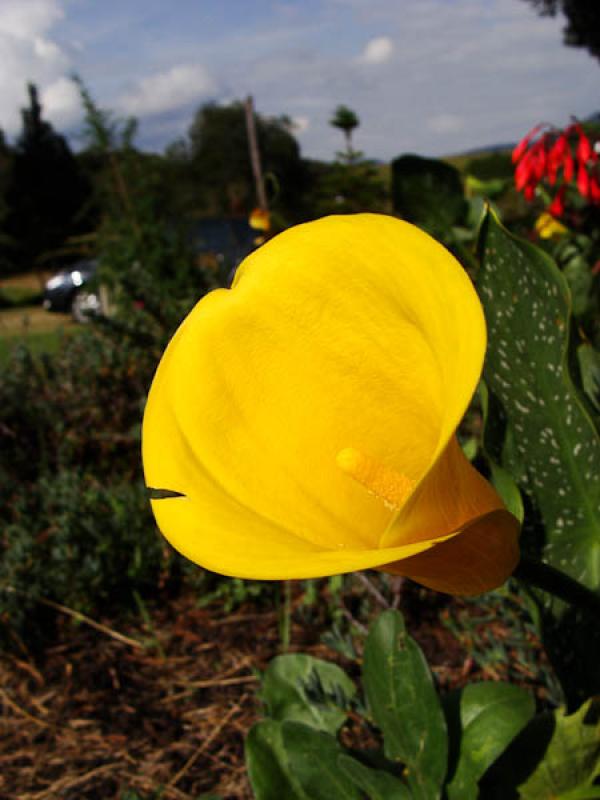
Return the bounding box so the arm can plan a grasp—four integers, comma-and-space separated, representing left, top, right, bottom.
0, 0, 598, 161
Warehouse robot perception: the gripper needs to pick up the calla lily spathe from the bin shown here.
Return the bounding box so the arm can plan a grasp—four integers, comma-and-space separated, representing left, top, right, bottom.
142, 214, 519, 595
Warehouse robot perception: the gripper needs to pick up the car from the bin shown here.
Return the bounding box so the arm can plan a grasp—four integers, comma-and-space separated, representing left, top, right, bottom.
43, 218, 258, 321
43, 258, 103, 323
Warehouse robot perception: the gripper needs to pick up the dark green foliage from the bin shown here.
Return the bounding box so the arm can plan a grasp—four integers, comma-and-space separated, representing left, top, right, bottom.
0, 472, 166, 641
330, 105, 360, 157
465, 151, 514, 181
391, 154, 467, 239
521, 0, 600, 62
187, 102, 309, 219
0, 331, 154, 488
0, 330, 172, 646
312, 159, 388, 216
2, 84, 92, 273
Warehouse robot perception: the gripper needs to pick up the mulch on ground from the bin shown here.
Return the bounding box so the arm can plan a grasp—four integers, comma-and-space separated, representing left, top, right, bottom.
0, 583, 549, 799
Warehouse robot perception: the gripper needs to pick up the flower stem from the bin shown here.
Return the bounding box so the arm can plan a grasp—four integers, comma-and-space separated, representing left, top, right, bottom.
515, 556, 600, 615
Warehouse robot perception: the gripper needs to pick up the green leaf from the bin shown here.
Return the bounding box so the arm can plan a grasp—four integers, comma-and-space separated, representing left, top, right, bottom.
444, 682, 535, 800
260, 653, 356, 734
479, 381, 525, 522
245, 720, 309, 800
391, 154, 466, 238
518, 699, 600, 800
338, 754, 412, 799
477, 209, 600, 593
577, 343, 600, 415
281, 721, 362, 800
561, 248, 593, 317
362, 609, 447, 800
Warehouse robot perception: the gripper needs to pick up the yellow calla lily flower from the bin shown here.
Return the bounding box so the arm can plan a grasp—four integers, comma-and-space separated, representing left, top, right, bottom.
142, 214, 519, 595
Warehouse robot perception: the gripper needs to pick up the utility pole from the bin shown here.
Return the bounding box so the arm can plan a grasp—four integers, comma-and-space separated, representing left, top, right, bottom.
244, 95, 268, 212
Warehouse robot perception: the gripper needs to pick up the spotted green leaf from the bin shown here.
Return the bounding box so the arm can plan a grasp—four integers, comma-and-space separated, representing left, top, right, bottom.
477, 209, 600, 593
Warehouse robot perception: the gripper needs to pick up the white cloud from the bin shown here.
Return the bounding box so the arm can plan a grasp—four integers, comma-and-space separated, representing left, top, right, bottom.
358, 36, 393, 64
427, 113, 465, 135
120, 64, 216, 116
41, 76, 81, 127
0, 0, 63, 39
0, 0, 69, 136
291, 115, 310, 133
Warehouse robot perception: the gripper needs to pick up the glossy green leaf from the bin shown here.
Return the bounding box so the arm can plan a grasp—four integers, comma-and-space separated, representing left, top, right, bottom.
477, 209, 600, 593
518, 699, 600, 799
338, 754, 412, 799
363, 609, 447, 800
245, 720, 308, 800
281, 721, 362, 800
260, 653, 355, 734
444, 682, 535, 800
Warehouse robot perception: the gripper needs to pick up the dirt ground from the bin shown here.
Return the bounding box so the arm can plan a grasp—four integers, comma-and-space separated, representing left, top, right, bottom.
0, 583, 550, 800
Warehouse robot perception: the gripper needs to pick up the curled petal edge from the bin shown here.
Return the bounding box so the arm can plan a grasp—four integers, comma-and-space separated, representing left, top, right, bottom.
150, 496, 519, 594
381, 509, 520, 596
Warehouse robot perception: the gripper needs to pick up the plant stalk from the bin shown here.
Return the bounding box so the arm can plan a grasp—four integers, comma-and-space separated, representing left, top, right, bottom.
515, 556, 600, 615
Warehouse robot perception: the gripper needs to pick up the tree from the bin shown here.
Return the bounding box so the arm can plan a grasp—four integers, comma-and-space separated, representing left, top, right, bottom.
522, 0, 600, 62
187, 102, 309, 220
330, 105, 360, 158
3, 84, 91, 272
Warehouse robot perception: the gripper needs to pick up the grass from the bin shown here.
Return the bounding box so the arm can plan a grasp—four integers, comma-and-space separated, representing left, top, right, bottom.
0, 270, 50, 303
0, 305, 77, 366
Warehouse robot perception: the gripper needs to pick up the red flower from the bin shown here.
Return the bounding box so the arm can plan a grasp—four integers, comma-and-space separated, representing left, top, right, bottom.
589, 176, 600, 204
547, 134, 568, 185
563, 150, 574, 182
512, 124, 542, 164
515, 149, 535, 191
548, 186, 566, 217
576, 131, 594, 165
577, 162, 590, 199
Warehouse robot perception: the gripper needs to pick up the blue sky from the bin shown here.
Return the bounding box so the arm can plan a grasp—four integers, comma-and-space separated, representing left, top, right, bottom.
1, 0, 598, 160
